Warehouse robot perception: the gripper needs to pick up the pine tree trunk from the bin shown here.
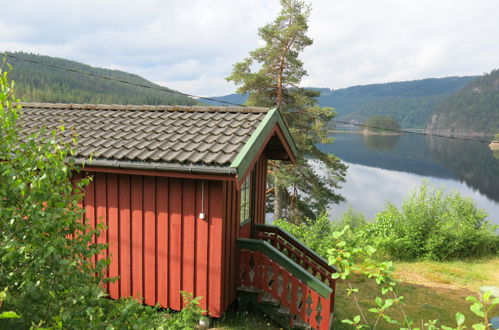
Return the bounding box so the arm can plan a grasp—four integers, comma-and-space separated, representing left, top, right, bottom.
274, 182, 283, 221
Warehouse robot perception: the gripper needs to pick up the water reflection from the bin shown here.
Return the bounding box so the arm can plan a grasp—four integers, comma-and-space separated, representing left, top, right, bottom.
362, 134, 401, 151
333, 163, 499, 225
319, 132, 499, 225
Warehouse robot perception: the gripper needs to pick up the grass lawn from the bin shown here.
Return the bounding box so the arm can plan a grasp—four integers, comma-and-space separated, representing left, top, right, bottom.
332, 257, 499, 329
213, 257, 499, 329
211, 305, 279, 329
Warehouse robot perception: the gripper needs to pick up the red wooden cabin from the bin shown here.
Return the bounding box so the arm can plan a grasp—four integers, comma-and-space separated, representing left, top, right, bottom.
20, 102, 337, 329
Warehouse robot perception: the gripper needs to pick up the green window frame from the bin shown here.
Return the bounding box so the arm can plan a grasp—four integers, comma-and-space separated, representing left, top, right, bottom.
240, 174, 251, 223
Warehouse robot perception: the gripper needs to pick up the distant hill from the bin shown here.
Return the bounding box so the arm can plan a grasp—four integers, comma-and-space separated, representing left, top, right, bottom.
426, 69, 499, 136
209, 77, 476, 128
5, 52, 197, 106
202, 93, 248, 106
318, 77, 476, 128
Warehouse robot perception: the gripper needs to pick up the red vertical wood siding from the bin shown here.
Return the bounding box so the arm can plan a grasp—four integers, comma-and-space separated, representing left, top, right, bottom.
95, 172, 108, 288
143, 176, 156, 305
182, 180, 196, 300
156, 177, 169, 308
107, 173, 119, 299
169, 178, 182, 310
79, 153, 269, 317
131, 175, 143, 300
195, 180, 209, 312
80, 172, 235, 317
208, 181, 223, 316
84, 178, 95, 267
118, 175, 131, 297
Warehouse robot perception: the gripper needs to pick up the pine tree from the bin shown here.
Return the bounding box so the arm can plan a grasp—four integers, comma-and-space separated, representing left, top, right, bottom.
227, 0, 347, 222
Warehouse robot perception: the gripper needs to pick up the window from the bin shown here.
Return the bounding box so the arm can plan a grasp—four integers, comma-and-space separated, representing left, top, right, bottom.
240, 174, 251, 223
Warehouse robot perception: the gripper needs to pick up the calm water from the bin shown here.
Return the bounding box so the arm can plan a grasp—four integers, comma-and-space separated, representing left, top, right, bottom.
318, 132, 499, 226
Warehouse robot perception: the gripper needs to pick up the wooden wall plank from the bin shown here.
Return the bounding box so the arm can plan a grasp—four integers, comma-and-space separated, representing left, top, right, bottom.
182, 180, 196, 297
225, 182, 231, 309
84, 175, 95, 267
223, 182, 231, 310
107, 173, 119, 299
208, 181, 223, 317
229, 181, 237, 304
95, 173, 108, 291
169, 178, 182, 310
118, 174, 131, 297
131, 175, 143, 300
143, 176, 156, 305
195, 180, 209, 312
156, 177, 169, 308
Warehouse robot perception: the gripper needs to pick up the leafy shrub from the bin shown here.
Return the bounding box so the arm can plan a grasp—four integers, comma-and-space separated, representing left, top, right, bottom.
333, 208, 367, 232
361, 182, 498, 260
275, 213, 334, 257
275, 209, 367, 257
364, 115, 401, 132
162, 292, 204, 329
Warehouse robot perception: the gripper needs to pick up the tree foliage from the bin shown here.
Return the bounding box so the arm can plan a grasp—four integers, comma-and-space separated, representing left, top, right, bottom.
321, 76, 476, 128
227, 0, 347, 222
5, 51, 198, 106
212, 77, 475, 129
363, 115, 401, 132
427, 69, 499, 135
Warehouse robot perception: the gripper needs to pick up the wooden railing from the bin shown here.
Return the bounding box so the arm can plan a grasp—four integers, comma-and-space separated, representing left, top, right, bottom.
238, 238, 333, 329
254, 224, 338, 310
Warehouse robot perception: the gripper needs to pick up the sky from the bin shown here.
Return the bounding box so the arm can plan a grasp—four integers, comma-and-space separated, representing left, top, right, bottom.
1, 0, 498, 96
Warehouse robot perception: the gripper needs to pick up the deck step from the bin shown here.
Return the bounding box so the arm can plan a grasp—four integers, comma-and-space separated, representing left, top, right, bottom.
261, 296, 279, 307
277, 306, 290, 315
237, 286, 264, 294
292, 319, 311, 329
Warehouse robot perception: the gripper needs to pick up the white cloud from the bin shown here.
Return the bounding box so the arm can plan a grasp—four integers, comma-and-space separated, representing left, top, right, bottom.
1, 0, 498, 95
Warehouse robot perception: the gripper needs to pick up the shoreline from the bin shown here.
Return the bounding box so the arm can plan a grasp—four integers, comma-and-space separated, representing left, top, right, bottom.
329, 129, 402, 136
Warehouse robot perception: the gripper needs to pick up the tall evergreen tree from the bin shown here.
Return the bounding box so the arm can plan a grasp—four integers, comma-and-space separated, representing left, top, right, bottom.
227, 0, 347, 222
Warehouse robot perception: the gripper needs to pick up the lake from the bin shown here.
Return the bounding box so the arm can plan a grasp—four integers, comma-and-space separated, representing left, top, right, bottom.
318, 131, 499, 226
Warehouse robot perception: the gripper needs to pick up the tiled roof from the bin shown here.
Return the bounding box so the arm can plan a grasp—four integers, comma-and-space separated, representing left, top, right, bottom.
18, 103, 269, 172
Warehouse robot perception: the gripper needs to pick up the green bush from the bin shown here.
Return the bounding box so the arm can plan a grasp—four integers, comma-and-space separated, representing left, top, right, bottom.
361, 182, 498, 260
364, 115, 401, 132
275, 209, 367, 258
275, 213, 334, 257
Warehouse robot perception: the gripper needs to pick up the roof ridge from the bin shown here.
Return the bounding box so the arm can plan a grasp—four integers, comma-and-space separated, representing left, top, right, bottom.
17, 102, 269, 113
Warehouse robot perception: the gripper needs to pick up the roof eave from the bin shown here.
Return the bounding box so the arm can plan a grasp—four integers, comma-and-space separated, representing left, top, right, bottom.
73, 158, 237, 176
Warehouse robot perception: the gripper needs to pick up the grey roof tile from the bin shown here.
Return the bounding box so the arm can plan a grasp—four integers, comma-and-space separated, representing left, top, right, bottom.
18, 102, 269, 168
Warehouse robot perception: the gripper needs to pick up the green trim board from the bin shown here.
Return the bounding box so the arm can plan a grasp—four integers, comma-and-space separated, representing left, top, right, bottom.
273, 108, 298, 156
230, 108, 298, 179
237, 238, 332, 298
254, 224, 339, 273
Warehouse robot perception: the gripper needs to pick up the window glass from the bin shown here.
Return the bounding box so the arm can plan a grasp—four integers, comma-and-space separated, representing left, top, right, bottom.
240, 174, 251, 223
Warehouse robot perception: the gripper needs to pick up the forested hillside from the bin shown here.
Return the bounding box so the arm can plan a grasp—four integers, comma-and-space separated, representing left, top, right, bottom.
427, 69, 499, 135
209, 77, 476, 128
316, 77, 476, 128
5, 52, 197, 105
